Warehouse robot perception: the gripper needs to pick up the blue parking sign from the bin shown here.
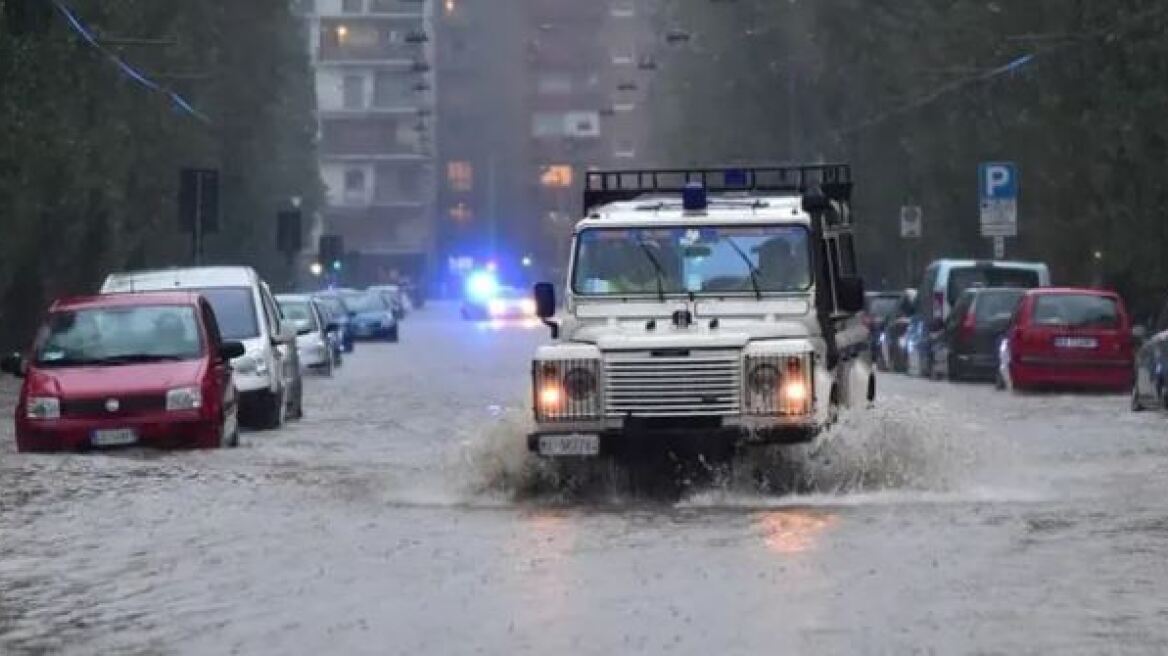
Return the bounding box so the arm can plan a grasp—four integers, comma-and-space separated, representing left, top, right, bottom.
979, 162, 1017, 201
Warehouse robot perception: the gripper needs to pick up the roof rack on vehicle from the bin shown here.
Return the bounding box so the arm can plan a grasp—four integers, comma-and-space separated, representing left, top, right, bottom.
583, 165, 852, 214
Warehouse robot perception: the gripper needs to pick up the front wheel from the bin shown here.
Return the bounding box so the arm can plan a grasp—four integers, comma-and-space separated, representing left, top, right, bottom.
1131, 383, 1147, 412
386, 325, 400, 343
253, 390, 286, 430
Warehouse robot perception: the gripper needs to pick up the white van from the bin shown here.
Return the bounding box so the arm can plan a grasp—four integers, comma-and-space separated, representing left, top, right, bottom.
101, 267, 303, 429
909, 259, 1051, 377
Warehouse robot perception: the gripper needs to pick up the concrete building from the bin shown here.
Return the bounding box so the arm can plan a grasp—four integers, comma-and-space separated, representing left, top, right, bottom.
301, 0, 438, 288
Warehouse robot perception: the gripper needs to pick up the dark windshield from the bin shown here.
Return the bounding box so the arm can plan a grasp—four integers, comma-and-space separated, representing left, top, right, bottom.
1033, 294, 1120, 329
949, 267, 1041, 301
974, 290, 1024, 324
191, 287, 259, 341
35, 305, 203, 366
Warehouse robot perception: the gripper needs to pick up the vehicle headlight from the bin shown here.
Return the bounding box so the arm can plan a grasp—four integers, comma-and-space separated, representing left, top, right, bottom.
534, 359, 601, 421
233, 351, 269, 376
488, 299, 507, 317
520, 298, 537, 316
166, 387, 203, 411
745, 354, 813, 416
26, 396, 61, 420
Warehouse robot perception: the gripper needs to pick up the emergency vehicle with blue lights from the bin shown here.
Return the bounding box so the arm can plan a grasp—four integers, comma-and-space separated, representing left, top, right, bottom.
527, 166, 874, 457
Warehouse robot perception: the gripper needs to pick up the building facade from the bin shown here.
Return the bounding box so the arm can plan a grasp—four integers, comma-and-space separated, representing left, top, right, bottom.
302, 0, 438, 288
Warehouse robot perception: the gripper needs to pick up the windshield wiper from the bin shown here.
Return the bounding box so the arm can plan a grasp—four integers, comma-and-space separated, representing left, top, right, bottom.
636, 240, 668, 302
95, 354, 188, 365
724, 237, 763, 300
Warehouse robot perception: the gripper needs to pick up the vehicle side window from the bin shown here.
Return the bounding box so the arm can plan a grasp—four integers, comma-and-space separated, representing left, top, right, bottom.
917, 265, 938, 317
201, 301, 223, 348
260, 287, 280, 334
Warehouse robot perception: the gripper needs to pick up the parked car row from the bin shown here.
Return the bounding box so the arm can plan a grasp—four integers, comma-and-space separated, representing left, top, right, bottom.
868, 259, 1148, 403
0, 268, 418, 454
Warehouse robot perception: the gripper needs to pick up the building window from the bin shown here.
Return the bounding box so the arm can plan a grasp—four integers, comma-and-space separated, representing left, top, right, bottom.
344, 168, 367, 204
449, 202, 472, 222
341, 0, 363, 13
537, 73, 572, 95
447, 161, 473, 192
373, 71, 404, 107
532, 112, 564, 137
540, 165, 573, 188
342, 75, 365, 109
565, 111, 600, 138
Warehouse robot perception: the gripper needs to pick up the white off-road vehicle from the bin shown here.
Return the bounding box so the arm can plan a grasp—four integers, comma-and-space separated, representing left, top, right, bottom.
528, 166, 874, 457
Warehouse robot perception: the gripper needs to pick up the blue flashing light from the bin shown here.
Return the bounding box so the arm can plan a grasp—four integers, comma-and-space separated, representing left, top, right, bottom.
682, 181, 707, 211
466, 270, 499, 302
724, 169, 748, 188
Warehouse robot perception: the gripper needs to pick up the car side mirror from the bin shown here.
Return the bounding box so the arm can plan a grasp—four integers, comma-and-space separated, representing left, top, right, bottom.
533, 282, 560, 339
296, 325, 314, 336
219, 341, 246, 360
1132, 325, 1148, 342
276, 321, 297, 345
325, 322, 340, 334
1, 353, 25, 378
534, 282, 556, 319
836, 276, 865, 313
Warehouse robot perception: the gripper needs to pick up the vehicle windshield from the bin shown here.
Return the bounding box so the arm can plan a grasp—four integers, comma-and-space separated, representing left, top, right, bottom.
974, 290, 1025, 324
34, 305, 202, 366
949, 267, 1041, 301
188, 287, 258, 341
278, 300, 317, 332
572, 225, 811, 295
1033, 294, 1120, 329
866, 296, 900, 319
313, 296, 347, 319
346, 292, 388, 313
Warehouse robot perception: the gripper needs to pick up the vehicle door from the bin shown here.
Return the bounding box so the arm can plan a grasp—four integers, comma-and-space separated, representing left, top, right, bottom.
935, 292, 972, 374
200, 299, 236, 429
259, 285, 292, 393
971, 291, 1023, 359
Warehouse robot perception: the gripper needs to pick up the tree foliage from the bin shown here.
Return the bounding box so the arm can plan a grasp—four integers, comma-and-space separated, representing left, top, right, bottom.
650, 0, 1168, 318
0, 0, 322, 349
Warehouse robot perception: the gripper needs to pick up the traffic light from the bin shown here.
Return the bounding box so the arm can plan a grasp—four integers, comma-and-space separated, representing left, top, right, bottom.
277, 210, 302, 254
319, 234, 343, 272
4, 0, 54, 36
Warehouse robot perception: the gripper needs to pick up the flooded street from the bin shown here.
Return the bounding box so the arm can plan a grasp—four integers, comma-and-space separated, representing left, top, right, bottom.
3, 304, 1168, 655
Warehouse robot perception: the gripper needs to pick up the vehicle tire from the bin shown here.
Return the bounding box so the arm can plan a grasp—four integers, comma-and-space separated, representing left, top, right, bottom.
995, 369, 1007, 391
948, 356, 962, 382
289, 380, 304, 420
220, 420, 240, 448
255, 390, 286, 430
387, 325, 400, 343
1131, 383, 1146, 412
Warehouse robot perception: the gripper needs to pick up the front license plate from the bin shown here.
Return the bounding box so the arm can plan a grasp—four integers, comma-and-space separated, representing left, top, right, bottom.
1055, 337, 1098, 349
91, 429, 138, 447
538, 434, 600, 457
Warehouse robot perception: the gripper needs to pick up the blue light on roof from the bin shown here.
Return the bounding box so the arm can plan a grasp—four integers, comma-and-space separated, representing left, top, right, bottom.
682, 182, 707, 211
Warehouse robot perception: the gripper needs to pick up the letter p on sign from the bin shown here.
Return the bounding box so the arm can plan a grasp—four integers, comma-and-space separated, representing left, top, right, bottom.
980, 162, 1017, 201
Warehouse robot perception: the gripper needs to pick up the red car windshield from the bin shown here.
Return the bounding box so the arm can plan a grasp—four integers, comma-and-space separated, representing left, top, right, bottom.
34, 305, 203, 366
1032, 294, 1120, 329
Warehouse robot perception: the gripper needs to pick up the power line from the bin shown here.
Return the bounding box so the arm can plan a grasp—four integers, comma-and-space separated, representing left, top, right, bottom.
52, 1, 210, 124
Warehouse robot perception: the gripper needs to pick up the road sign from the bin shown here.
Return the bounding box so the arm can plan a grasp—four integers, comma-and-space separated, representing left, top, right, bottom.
900, 205, 922, 239
979, 162, 1017, 237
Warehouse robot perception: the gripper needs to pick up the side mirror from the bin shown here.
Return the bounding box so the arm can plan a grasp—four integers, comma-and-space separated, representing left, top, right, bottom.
836, 276, 865, 314
1132, 325, 1148, 342
219, 341, 246, 361
275, 321, 297, 345
533, 282, 560, 339
533, 282, 556, 319
1, 353, 25, 378
801, 185, 830, 214
325, 322, 340, 334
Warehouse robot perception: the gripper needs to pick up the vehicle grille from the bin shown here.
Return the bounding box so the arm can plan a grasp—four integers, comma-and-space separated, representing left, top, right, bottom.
62, 395, 166, 418
604, 350, 742, 418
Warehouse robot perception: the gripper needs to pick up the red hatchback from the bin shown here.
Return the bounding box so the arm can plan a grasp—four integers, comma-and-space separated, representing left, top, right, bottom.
0, 292, 245, 452
999, 288, 1134, 392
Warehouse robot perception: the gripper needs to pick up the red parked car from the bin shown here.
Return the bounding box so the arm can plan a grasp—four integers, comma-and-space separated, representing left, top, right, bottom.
0, 292, 245, 453
998, 288, 1135, 392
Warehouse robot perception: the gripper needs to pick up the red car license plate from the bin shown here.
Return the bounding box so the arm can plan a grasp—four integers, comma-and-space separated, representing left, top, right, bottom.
91, 429, 139, 447
1055, 337, 1097, 349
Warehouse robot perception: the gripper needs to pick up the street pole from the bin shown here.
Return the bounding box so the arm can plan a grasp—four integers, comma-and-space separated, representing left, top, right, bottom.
193, 172, 203, 266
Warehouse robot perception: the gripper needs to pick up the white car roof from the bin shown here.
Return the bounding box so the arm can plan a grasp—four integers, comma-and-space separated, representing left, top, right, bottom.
102, 266, 262, 293
578, 194, 810, 230
929, 259, 1049, 272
